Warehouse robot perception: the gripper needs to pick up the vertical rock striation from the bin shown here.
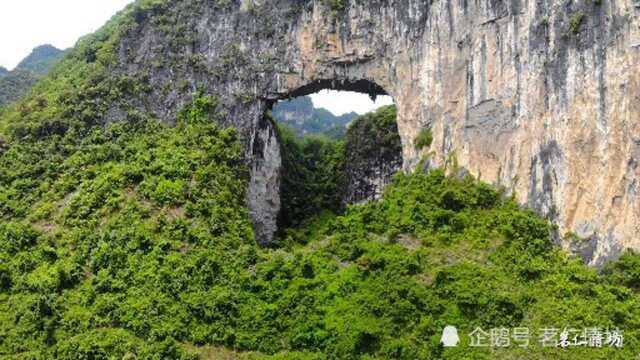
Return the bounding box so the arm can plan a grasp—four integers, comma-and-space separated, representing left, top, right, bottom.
102, 0, 639, 263
344, 105, 403, 204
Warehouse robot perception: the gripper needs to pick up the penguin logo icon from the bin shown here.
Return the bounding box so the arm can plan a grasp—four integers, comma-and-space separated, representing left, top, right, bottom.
440, 325, 460, 347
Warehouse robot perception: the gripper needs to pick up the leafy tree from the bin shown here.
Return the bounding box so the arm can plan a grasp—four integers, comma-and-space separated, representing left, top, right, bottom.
0, 1, 638, 359
277, 123, 345, 231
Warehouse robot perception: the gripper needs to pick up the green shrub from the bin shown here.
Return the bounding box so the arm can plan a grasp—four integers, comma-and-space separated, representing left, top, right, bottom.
569, 12, 585, 35
277, 123, 346, 230
326, 0, 346, 13
415, 128, 433, 149
0, 2, 638, 357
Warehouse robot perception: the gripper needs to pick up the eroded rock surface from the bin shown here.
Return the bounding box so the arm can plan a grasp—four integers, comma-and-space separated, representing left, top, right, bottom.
344, 106, 402, 205
106, 0, 640, 263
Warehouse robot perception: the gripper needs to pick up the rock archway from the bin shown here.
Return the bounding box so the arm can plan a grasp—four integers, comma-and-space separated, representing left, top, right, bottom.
109, 0, 640, 264
251, 79, 402, 245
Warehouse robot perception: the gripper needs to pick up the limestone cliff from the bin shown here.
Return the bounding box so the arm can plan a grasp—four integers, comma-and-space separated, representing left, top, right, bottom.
344, 105, 402, 204
95, 0, 638, 263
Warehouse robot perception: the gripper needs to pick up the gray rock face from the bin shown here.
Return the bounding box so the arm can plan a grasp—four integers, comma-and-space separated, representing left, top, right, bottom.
343, 106, 402, 204
272, 97, 316, 130
248, 115, 281, 245
106, 0, 640, 264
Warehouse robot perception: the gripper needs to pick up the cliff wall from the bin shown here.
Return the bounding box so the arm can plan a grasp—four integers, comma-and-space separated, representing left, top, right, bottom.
103, 0, 639, 263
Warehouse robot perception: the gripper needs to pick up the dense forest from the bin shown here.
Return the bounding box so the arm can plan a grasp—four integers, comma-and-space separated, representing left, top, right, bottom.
1, 89, 640, 358
0, 71, 40, 108
0, 0, 639, 359
276, 104, 402, 229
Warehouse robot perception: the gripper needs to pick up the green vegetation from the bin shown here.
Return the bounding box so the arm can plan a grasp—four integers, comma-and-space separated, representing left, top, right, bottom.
3, 92, 639, 359
569, 12, 585, 35
3, 103, 640, 358
342, 105, 402, 203
276, 104, 402, 231
15, 45, 65, 76
0, 45, 64, 108
415, 128, 433, 150
0, 0, 169, 134
0, 0, 639, 359
0, 94, 250, 358
277, 124, 345, 231
326, 0, 346, 13
0, 70, 39, 108
345, 105, 400, 156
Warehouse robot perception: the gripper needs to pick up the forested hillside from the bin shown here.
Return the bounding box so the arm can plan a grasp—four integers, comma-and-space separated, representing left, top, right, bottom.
1, 93, 639, 358
0, 71, 39, 108
276, 104, 403, 227
0, 1, 639, 359
15, 45, 65, 76
0, 45, 64, 107
272, 96, 357, 139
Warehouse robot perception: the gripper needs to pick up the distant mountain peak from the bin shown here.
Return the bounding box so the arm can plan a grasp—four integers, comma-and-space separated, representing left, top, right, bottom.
272, 96, 359, 139
0, 45, 66, 107
32, 44, 59, 51
15, 44, 65, 75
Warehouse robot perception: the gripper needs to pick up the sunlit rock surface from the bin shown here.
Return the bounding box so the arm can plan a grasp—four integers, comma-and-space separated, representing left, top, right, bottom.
107, 0, 640, 263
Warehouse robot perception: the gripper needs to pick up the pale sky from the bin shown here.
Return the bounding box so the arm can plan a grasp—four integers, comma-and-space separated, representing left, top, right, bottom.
310, 90, 394, 115
0, 1, 393, 115
0, 0, 134, 70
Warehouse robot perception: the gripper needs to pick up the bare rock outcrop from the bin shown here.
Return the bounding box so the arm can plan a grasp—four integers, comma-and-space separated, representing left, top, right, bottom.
104, 0, 639, 263
343, 106, 403, 205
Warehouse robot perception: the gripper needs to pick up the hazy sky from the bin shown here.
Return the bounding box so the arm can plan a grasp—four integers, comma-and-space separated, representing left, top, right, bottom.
309, 90, 394, 115
0, 0, 133, 70
0, 1, 393, 115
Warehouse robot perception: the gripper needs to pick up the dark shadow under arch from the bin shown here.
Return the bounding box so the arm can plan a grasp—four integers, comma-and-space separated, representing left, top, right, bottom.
264, 78, 390, 109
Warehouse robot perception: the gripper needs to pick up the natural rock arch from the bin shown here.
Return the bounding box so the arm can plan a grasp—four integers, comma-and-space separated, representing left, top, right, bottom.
108, 0, 640, 264
252, 80, 400, 246
117, 0, 427, 244
257, 78, 396, 240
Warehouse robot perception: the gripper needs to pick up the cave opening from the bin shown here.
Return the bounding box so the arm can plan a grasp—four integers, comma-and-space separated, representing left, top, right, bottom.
265, 80, 403, 239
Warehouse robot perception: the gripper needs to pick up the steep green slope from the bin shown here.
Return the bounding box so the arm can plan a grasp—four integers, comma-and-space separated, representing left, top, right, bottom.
0, 94, 251, 358
0, 0, 165, 134
2, 94, 640, 357
0, 1, 639, 359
